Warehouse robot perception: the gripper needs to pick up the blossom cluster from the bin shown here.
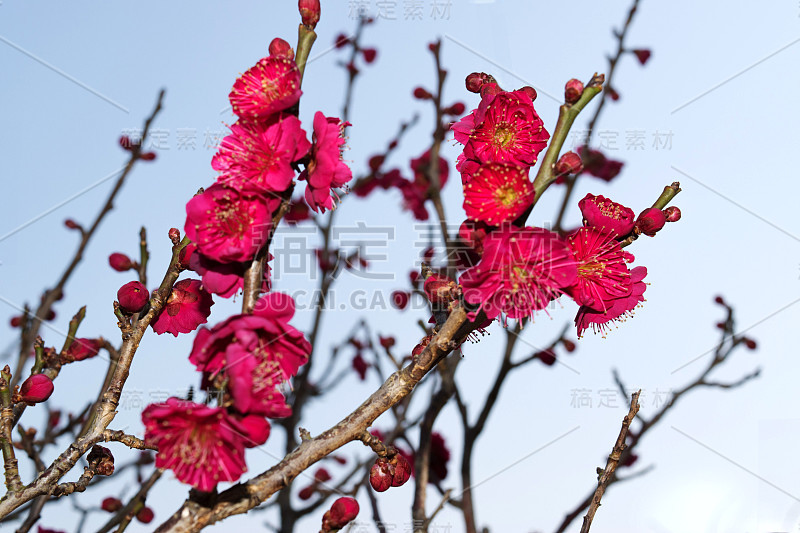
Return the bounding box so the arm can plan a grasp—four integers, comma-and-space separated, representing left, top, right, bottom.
448, 74, 676, 336
139, 34, 350, 492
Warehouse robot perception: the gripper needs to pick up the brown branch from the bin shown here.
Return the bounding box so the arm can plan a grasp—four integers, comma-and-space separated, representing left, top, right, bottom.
95, 468, 163, 533
579, 390, 641, 533
0, 234, 189, 519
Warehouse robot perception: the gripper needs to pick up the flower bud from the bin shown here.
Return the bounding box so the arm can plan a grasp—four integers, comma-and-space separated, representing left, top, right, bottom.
555, 151, 583, 176
743, 338, 757, 350
268, 37, 294, 60
412, 335, 433, 357
327, 497, 359, 529
607, 87, 620, 101
633, 49, 652, 65
135, 506, 154, 524
565, 78, 584, 104
663, 206, 681, 222
413, 87, 432, 100
520, 85, 537, 101
108, 253, 134, 272
299, 0, 320, 28
369, 459, 393, 492
465, 72, 487, 93
140, 151, 157, 161
361, 48, 377, 63
65, 338, 101, 362
117, 281, 149, 313
621, 452, 639, 467
298, 485, 315, 500
561, 339, 576, 352
334, 33, 349, 48
537, 349, 556, 366
9, 315, 23, 328
391, 453, 412, 487
424, 274, 456, 304
634, 207, 667, 237
64, 219, 82, 231
714, 295, 725, 305
118, 135, 134, 151
168, 228, 181, 244
379, 336, 395, 349
391, 290, 410, 310
101, 497, 122, 513
88, 445, 115, 476
480, 82, 500, 99
314, 467, 332, 483
19, 374, 54, 404
443, 101, 465, 115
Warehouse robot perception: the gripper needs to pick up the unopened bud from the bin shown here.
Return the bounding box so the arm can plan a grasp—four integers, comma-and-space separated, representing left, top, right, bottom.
465, 72, 487, 93
361, 48, 377, 63
634, 207, 666, 237
117, 281, 149, 313
101, 497, 122, 512
391, 290, 410, 310
520, 85, 537, 101
743, 338, 757, 350
108, 253, 134, 272
298, 0, 321, 28
369, 459, 393, 492
413, 87, 432, 100
118, 135, 134, 151
391, 453, 412, 487
135, 506, 154, 524
663, 206, 681, 222
565, 78, 584, 104
168, 228, 181, 244
555, 151, 583, 176
327, 497, 359, 529
633, 49, 652, 65
268, 38, 294, 60
561, 339, 576, 352
140, 152, 157, 161
537, 349, 556, 366
19, 374, 54, 404
298, 485, 315, 500
443, 101, 465, 115
64, 219, 82, 231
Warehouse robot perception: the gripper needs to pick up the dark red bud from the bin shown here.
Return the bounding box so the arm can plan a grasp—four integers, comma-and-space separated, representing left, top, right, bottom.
635, 207, 667, 237
565, 78, 584, 104
520, 85, 538, 101
88, 445, 115, 476
314, 467, 332, 483
379, 336, 395, 349
361, 48, 377, 63
140, 152, 157, 161
413, 87, 432, 100
714, 295, 726, 305
298, 485, 315, 500
562, 339, 576, 352
117, 281, 149, 313
444, 102, 466, 115
269, 38, 294, 60
334, 34, 349, 48
298, 0, 321, 28
537, 349, 556, 366
633, 49, 652, 65
118, 135, 134, 151
168, 228, 181, 244
465, 72, 486, 93
101, 497, 122, 512
64, 219, 82, 231
555, 151, 583, 176
19, 374, 54, 404
368, 154, 385, 172
108, 253, 134, 272
480, 82, 500, 99
744, 338, 757, 350
135, 506, 154, 524
391, 290, 410, 310
327, 497, 359, 529
391, 453, 412, 487
607, 87, 620, 101
369, 459, 393, 492
664, 206, 681, 222
10, 315, 23, 328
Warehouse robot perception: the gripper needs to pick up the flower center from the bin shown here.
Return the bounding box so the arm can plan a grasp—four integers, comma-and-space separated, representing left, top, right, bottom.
494, 185, 518, 206
492, 123, 516, 148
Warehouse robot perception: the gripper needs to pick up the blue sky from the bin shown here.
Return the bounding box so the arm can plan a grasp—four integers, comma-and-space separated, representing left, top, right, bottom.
1, 1, 799, 532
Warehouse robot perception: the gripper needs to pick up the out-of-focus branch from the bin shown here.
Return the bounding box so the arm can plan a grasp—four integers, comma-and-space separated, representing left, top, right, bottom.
12, 90, 165, 389
579, 390, 640, 533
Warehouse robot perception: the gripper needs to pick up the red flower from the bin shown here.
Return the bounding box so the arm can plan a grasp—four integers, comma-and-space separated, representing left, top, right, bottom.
117, 281, 149, 314
300, 112, 352, 213
142, 398, 260, 492
185, 185, 280, 264
578, 193, 635, 238
229, 56, 302, 121
151, 279, 214, 337
565, 227, 633, 312
452, 89, 550, 168
212, 116, 310, 194
189, 293, 310, 417
463, 163, 535, 225
460, 226, 577, 321
575, 266, 647, 337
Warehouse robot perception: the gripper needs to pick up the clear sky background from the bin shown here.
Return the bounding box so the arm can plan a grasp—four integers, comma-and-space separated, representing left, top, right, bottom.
1, 1, 799, 532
